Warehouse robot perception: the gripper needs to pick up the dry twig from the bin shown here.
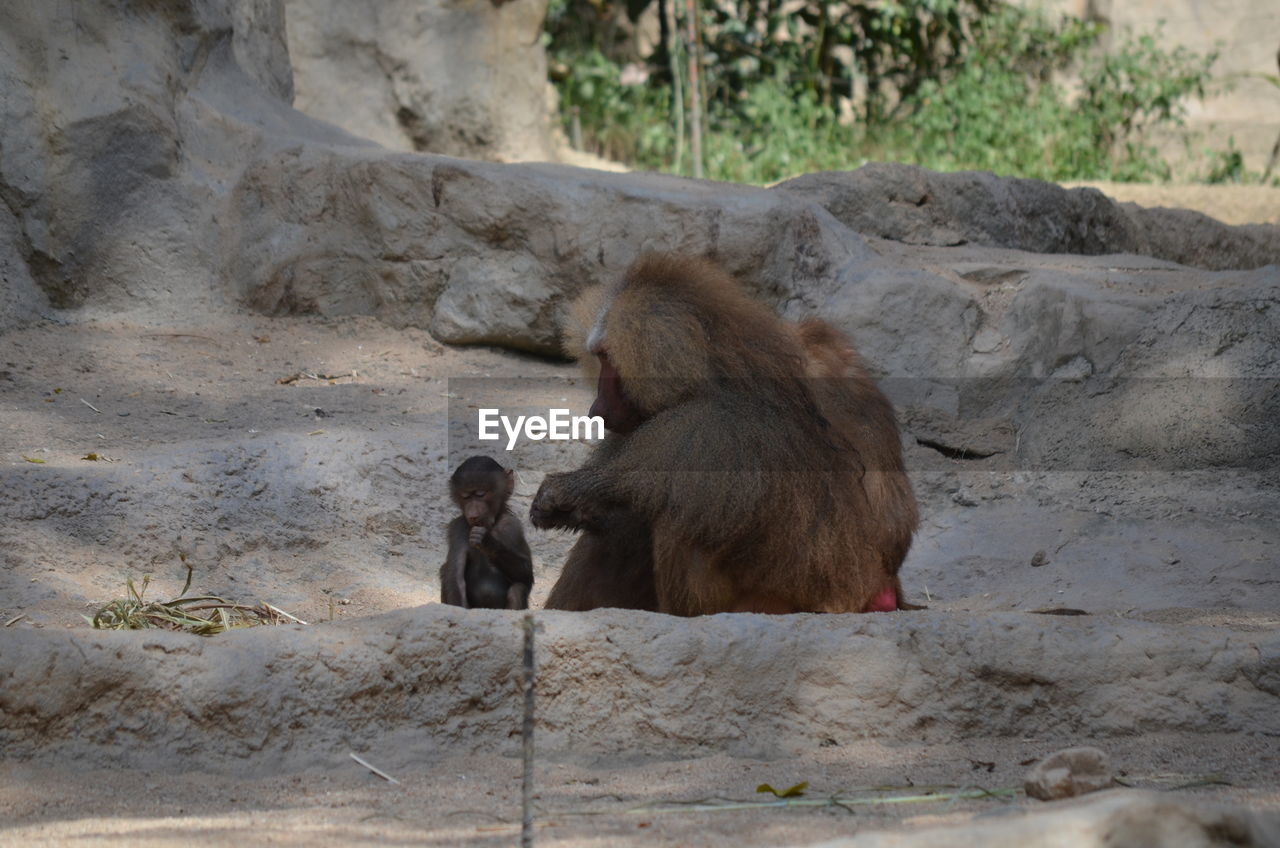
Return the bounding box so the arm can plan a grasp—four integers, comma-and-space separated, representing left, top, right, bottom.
349, 753, 401, 785
276, 372, 353, 385
521, 614, 536, 848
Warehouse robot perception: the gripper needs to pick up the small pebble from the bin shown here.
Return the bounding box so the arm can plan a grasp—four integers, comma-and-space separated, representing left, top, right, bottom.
1025, 746, 1114, 801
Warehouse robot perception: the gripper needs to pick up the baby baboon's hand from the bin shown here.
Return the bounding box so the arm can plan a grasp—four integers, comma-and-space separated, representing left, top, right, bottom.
468, 524, 487, 548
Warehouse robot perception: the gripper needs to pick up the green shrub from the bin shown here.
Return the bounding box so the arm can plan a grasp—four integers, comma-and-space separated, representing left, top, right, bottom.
1202, 138, 1248, 184
892, 13, 1215, 180
702, 76, 861, 184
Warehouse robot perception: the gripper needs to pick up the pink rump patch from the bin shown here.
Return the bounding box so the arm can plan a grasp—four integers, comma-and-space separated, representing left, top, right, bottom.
863, 585, 898, 613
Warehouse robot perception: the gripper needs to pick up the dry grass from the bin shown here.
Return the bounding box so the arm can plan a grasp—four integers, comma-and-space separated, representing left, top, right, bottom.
86, 561, 306, 635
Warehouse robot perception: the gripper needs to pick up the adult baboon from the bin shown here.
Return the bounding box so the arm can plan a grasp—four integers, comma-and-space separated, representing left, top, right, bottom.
533, 255, 917, 615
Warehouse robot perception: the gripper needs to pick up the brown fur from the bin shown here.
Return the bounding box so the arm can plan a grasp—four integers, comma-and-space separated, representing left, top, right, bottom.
560, 284, 605, 376
534, 255, 917, 615
542, 503, 657, 611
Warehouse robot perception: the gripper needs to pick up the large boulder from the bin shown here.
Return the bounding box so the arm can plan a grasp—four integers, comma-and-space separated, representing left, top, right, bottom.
774, 163, 1280, 271
0, 0, 368, 321
223, 152, 870, 354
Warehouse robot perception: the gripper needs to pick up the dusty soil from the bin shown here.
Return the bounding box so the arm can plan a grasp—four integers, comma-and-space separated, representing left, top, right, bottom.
3, 736, 1277, 847
0, 314, 586, 628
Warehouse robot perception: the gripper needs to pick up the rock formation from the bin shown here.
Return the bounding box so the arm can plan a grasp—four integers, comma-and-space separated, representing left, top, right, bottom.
284, 0, 557, 161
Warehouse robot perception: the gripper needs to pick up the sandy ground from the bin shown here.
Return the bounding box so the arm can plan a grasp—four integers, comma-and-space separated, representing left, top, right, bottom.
4, 736, 1277, 846
0, 314, 590, 630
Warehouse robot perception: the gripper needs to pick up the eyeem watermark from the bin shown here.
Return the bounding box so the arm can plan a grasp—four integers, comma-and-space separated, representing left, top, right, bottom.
478, 408, 604, 450
448, 375, 1280, 471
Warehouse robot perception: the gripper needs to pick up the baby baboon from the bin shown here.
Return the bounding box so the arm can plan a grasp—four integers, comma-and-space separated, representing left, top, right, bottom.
533, 254, 917, 615
441, 456, 533, 610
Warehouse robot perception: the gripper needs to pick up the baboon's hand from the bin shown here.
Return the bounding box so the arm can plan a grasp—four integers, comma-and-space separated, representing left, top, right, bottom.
530, 474, 589, 530
468, 525, 487, 548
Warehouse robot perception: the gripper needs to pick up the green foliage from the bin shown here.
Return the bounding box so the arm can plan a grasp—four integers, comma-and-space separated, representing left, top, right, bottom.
547, 0, 1223, 184
702, 77, 860, 184
554, 49, 676, 168
892, 13, 1217, 180
1203, 138, 1248, 184
697, 0, 1001, 123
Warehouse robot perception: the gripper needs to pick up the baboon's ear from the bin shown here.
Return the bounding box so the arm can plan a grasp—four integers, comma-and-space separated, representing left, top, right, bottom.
505, 467, 516, 497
